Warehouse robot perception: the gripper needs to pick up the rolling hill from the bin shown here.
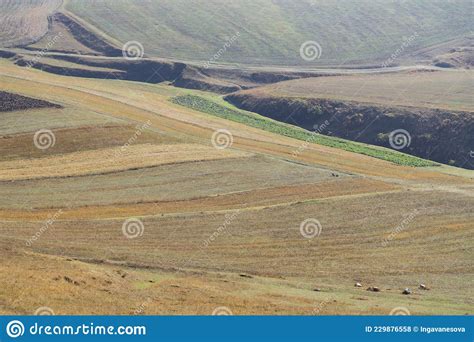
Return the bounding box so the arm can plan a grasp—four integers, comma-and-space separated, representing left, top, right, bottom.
0, 0, 61, 47
0, 0, 472, 316
62, 0, 473, 66
0, 57, 473, 315
225, 71, 474, 169
1, 0, 471, 67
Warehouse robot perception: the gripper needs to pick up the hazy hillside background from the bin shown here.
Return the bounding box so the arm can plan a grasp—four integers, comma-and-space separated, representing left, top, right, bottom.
65, 0, 473, 65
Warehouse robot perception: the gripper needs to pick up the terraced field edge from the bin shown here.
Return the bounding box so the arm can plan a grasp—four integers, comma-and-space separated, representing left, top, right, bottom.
170, 95, 438, 167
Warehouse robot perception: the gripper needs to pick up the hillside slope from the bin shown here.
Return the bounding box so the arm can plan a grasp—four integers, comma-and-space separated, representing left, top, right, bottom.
64, 0, 473, 66
225, 71, 474, 169
0, 58, 473, 314
0, 0, 61, 47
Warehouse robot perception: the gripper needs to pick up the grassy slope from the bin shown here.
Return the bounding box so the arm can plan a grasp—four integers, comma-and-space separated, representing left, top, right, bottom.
0, 0, 62, 47
243, 71, 474, 112
65, 0, 472, 66
171, 94, 437, 167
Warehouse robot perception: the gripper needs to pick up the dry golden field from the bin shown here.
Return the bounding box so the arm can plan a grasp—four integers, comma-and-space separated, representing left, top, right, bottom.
240, 71, 474, 112
0, 57, 473, 316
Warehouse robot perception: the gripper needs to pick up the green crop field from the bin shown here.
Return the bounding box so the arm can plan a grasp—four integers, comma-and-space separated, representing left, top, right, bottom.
171, 94, 437, 167
224, 70, 474, 169
65, 0, 472, 66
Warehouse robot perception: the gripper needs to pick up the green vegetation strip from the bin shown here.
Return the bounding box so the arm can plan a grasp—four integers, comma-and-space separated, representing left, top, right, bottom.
171, 95, 437, 167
